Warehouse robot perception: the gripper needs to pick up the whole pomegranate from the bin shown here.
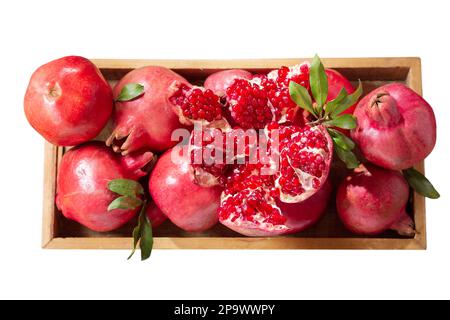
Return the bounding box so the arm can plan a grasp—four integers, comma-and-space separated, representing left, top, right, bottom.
218, 123, 333, 236
149, 146, 222, 232
204, 69, 253, 96
336, 164, 413, 235
351, 83, 436, 170
56, 142, 154, 232
24, 56, 113, 146
107, 66, 190, 154
146, 201, 167, 228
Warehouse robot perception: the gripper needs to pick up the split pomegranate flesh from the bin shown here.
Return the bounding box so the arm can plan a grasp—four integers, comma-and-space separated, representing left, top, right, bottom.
224, 63, 310, 128
169, 84, 224, 124
217, 123, 333, 236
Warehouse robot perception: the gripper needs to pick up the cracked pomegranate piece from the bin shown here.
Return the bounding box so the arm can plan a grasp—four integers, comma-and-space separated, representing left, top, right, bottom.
219, 161, 332, 237
224, 63, 310, 128
218, 123, 333, 236
270, 124, 333, 202
225, 78, 274, 129
169, 83, 228, 127
189, 127, 229, 186
266, 63, 310, 122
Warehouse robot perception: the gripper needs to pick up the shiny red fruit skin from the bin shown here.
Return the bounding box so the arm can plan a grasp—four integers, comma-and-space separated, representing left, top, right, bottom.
110, 66, 189, 153
351, 83, 436, 170
278, 180, 332, 234
326, 69, 356, 114
24, 56, 113, 146
149, 146, 222, 232
146, 201, 167, 228
336, 164, 409, 235
56, 142, 153, 232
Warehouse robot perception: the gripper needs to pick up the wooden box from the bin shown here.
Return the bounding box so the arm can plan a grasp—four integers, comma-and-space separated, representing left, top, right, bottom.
42, 58, 426, 250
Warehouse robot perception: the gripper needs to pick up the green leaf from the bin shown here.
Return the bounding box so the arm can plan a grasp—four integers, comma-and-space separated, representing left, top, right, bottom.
330, 80, 363, 117
139, 210, 153, 261
310, 54, 328, 111
128, 216, 142, 260
328, 128, 355, 151
324, 114, 357, 130
107, 196, 142, 211
289, 81, 316, 117
108, 179, 144, 198
325, 87, 348, 117
403, 168, 440, 199
334, 145, 360, 169
116, 83, 144, 102
128, 202, 153, 261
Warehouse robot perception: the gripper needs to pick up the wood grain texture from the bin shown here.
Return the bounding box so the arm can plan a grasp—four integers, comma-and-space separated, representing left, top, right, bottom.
42, 57, 427, 250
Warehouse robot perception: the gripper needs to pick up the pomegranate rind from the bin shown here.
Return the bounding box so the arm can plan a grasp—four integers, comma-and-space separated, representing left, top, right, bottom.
351, 83, 436, 170
108, 66, 189, 154
336, 164, 410, 235
149, 147, 222, 232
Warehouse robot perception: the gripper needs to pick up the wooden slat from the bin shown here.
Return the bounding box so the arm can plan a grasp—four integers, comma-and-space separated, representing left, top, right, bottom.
91, 57, 421, 70
44, 236, 424, 250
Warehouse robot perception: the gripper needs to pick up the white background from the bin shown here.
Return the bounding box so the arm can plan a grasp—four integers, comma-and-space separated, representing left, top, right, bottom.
1, 0, 449, 299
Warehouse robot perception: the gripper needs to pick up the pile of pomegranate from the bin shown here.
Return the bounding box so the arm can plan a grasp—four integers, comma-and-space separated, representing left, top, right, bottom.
24, 55, 439, 260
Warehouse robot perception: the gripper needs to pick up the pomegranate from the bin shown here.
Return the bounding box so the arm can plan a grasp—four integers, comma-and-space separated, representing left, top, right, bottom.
146, 201, 167, 228
336, 164, 413, 236
224, 63, 310, 128
149, 146, 222, 232
325, 69, 356, 114
219, 162, 332, 237
218, 123, 333, 236
351, 83, 436, 170
107, 66, 190, 154
24, 56, 113, 146
56, 142, 154, 232
169, 83, 228, 127
204, 69, 253, 96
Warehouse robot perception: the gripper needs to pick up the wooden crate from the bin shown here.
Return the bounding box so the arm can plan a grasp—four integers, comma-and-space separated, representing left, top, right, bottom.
42, 58, 426, 250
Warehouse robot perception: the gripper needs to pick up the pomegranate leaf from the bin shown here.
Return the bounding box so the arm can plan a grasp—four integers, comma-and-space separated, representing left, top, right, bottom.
107, 196, 142, 211
330, 80, 363, 118
328, 128, 355, 151
334, 145, 360, 169
116, 83, 144, 102
325, 87, 348, 117
403, 168, 440, 199
108, 179, 144, 198
324, 114, 357, 130
289, 81, 316, 117
128, 201, 154, 261
310, 54, 328, 112
139, 209, 153, 260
